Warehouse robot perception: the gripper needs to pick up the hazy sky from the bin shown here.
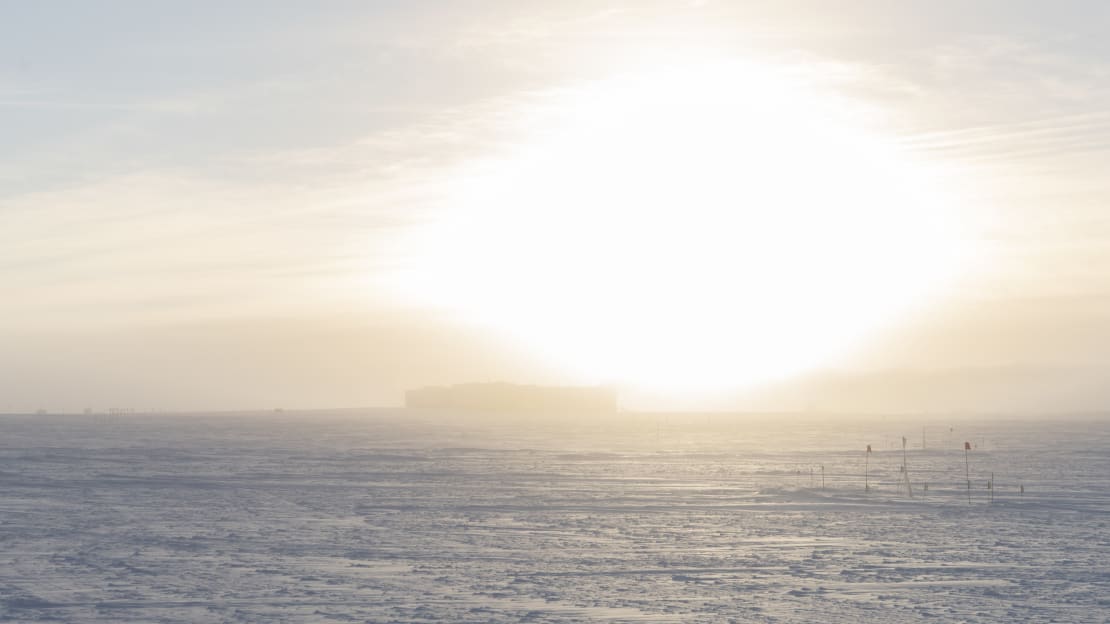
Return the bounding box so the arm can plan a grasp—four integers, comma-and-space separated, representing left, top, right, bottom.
4, 1, 1110, 412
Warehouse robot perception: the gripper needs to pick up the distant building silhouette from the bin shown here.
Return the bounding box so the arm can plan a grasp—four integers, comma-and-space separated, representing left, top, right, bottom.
405, 382, 616, 414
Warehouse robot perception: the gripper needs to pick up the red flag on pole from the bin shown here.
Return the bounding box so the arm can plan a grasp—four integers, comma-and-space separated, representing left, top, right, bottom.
964, 441, 971, 450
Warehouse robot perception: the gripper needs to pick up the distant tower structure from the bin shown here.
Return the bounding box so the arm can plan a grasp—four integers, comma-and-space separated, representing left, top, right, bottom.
405, 383, 616, 414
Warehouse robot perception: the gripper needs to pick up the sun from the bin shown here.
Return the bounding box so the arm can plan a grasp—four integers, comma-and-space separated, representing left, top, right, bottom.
395, 60, 968, 398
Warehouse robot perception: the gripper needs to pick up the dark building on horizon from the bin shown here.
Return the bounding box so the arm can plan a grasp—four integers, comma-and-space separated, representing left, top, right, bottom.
405, 382, 617, 414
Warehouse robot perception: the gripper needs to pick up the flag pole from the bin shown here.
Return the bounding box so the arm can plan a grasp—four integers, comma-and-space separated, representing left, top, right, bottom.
865, 444, 871, 493
901, 436, 913, 498
964, 441, 971, 504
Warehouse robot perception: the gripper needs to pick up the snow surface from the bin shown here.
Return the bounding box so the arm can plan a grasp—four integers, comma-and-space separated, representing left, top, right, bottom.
1, 410, 1108, 622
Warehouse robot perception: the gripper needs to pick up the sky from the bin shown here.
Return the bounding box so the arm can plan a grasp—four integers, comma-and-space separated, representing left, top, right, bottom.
4, 1, 1110, 413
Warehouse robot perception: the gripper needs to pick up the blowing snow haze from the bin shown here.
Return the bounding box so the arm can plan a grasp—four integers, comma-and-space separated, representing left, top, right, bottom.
4, 1, 1110, 413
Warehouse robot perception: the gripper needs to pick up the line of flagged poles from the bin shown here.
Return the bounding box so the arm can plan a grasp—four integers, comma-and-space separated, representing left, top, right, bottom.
861, 440, 1021, 503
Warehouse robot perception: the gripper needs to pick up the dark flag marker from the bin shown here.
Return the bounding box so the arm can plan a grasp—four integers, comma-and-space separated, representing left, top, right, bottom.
964, 441, 972, 504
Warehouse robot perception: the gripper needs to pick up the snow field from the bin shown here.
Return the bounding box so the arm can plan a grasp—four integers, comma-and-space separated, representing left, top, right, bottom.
1, 412, 1107, 622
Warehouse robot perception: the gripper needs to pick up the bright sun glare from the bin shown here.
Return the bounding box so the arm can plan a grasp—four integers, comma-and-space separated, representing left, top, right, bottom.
397, 60, 968, 398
